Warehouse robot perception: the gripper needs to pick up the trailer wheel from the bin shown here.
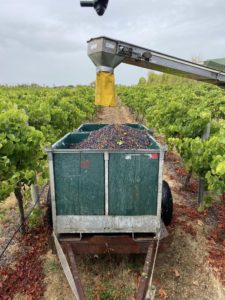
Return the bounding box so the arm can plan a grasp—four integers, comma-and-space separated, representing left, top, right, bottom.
47, 188, 53, 226
161, 180, 173, 226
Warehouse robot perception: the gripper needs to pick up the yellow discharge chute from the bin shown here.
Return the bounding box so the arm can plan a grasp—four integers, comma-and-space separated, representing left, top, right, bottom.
95, 71, 116, 107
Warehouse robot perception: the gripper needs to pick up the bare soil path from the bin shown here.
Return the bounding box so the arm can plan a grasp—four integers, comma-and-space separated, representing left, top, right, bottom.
93, 101, 135, 124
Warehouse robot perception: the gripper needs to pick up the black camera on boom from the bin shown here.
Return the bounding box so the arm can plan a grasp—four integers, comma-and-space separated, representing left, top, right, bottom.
80, 0, 109, 16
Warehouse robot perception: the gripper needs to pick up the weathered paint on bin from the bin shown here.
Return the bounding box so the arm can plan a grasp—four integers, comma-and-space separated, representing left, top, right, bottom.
54, 152, 105, 215
109, 153, 158, 215
47, 123, 164, 235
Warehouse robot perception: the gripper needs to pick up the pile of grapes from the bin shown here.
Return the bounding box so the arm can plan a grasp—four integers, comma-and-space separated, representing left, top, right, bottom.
71, 124, 151, 150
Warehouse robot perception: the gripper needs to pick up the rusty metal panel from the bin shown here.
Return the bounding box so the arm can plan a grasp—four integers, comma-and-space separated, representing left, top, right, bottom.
137, 243, 156, 300
66, 243, 85, 299
60, 235, 151, 254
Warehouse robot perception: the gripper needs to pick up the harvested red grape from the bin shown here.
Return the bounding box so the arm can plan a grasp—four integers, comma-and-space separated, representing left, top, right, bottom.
70, 124, 151, 150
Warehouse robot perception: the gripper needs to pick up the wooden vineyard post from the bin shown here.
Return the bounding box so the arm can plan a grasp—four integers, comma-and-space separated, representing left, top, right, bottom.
198, 122, 211, 205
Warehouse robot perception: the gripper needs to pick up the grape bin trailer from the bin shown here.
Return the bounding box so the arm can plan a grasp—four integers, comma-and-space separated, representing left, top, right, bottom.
47, 37, 225, 300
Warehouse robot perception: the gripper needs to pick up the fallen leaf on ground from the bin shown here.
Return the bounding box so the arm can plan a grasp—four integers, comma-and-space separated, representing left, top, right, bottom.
197, 220, 204, 226
154, 277, 161, 285
174, 268, 180, 277
158, 287, 168, 299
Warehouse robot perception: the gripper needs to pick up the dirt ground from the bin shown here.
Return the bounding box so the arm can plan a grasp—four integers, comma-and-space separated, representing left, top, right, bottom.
1, 102, 225, 300
94, 100, 135, 124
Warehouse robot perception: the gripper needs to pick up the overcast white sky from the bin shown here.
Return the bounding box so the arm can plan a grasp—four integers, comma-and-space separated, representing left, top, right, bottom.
0, 0, 225, 86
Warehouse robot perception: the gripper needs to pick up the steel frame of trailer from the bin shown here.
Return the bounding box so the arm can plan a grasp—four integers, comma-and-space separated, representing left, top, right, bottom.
54, 232, 160, 300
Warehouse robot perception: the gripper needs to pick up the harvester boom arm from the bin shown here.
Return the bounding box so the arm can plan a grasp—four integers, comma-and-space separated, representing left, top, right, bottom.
88, 36, 225, 87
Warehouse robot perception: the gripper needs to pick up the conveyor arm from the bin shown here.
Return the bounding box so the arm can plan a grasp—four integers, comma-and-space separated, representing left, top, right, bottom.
87, 36, 225, 87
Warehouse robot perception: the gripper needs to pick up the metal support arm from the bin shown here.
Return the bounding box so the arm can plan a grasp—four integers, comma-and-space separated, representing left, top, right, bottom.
87, 36, 225, 87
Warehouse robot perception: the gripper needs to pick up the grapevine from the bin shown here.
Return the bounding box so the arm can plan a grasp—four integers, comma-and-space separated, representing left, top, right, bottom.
118, 76, 225, 195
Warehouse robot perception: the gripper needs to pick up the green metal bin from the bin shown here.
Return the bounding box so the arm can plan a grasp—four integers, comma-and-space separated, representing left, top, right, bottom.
46, 124, 165, 236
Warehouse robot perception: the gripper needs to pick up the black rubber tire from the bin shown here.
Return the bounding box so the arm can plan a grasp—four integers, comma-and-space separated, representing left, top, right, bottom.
161, 180, 173, 226
47, 188, 53, 226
